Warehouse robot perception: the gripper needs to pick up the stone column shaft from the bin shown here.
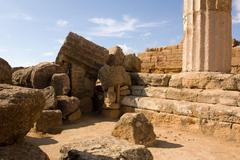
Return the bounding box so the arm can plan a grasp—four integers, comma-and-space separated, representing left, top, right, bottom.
183, 0, 232, 73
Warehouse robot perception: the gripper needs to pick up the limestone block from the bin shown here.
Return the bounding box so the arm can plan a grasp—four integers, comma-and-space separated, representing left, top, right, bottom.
35, 110, 62, 134
51, 73, 70, 96
107, 46, 125, 66
0, 84, 45, 146
130, 72, 171, 87
60, 136, 153, 160
112, 113, 156, 146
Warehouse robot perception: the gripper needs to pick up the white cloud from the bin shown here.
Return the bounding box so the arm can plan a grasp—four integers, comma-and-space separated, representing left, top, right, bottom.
89, 15, 167, 37
41, 51, 56, 57
56, 19, 69, 27
117, 44, 135, 54
233, 0, 240, 23
141, 32, 152, 37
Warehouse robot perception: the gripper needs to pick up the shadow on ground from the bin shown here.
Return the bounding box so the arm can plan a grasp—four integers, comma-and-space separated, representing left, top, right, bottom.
151, 140, 184, 149
25, 136, 58, 146
61, 114, 117, 131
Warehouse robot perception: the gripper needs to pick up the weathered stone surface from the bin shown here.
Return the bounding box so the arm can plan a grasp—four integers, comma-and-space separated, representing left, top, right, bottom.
0, 57, 12, 84
183, 0, 232, 72
169, 72, 232, 89
51, 73, 70, 96
121, 96, 240, 124
12, 67, 33, 87
99, 65, 131, 91
0, 141, 50, 160
138, 44, 182, 74
70, 64, 96, 99
112, 113, 156, 146
60, 136, 153, 160
31, 62, 63, 89
79, 97, 93, 114
131, 86, 240, 107
123, 54, 141, 72
130, 72, 171, 87
121, 106, 240, 142
107, 46, 125, 66
35, 110, 62, 134
67, 109, 82, 122
42, 86, 57, 110
0, 84, 45, 146
56, 32, 109, 80
57, 96, 80, 119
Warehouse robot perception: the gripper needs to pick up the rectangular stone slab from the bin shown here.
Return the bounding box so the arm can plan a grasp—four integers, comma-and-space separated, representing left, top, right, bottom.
56, 32, 109, 80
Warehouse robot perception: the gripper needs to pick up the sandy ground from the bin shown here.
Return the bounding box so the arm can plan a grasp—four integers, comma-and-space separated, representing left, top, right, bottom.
27, 115, 240, 160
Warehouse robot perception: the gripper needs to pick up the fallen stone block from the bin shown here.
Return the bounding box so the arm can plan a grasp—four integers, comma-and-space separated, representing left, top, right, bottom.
112, 113, 156, 146
123, 54, 141, 72
51, 73, 70, 96
59, 136, 153, 160
31, 62, 64, 89
42, 86, 57, 110
12, 67, 33, 87
107, 46, 125, 66
35, 110, 62, 134
99, 65, 131, 91
67, 109, 82, 122
57, 96, 80, 120
0, 141, 50, 160
0, 84, 45, 146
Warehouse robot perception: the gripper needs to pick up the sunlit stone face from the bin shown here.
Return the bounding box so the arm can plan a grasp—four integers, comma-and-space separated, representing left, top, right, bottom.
182, 0, 232, 73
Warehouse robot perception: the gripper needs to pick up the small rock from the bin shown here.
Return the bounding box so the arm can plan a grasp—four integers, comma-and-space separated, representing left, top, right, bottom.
112, 113, 156, 146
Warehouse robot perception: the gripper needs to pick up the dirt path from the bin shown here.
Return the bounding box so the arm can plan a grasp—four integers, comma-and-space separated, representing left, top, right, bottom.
27, 116, 240, 160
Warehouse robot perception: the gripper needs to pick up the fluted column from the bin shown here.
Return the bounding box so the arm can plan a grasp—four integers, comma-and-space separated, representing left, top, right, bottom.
182, 0, 232, 73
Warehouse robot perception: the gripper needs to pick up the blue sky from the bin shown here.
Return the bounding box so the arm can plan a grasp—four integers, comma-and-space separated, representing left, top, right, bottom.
0, 0, 239, 67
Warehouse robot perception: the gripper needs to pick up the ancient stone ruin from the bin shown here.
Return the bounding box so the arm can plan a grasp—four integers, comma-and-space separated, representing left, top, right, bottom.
1, 0, 240, 159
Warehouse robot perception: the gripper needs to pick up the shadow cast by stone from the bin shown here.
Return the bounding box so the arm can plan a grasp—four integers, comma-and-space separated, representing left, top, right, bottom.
61, 114, 117, 131
151, 140, 183, 149
25, 136, 58, 146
